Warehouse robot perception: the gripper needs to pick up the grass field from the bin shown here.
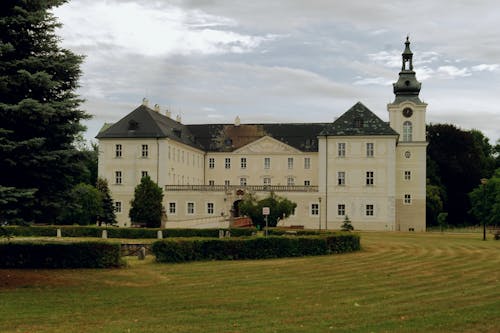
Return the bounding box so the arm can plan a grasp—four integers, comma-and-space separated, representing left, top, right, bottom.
1, 232, 499, 332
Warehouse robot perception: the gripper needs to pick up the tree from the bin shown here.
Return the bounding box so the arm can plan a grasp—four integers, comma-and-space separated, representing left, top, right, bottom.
0, 1, 90, 224
426, 182, 446, 227
469, 168, 500, 227
129, 176, 164, 228
96, 177, 116, 226
239, 192, 297, 229
58, 183, 102, 225
427, 124, 482, 225
341, 215, 353, 232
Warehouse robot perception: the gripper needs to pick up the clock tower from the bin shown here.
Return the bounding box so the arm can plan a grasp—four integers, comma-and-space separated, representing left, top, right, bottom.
388, 37, 428, 232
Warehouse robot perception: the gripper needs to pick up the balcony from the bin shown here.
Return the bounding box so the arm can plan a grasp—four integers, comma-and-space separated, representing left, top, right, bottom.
164, 184, 318, 192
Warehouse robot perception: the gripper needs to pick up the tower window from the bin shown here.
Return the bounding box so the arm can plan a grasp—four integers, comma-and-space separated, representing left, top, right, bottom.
403, 121, 413, 142
404, 194, 412, 204
404, 171, 411, 180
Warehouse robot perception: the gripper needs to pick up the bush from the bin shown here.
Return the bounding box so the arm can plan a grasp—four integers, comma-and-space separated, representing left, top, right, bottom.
0, 241, 122, 268
494, 230, 500, 240
152, 233, 361, 263
3, 226, 256, 239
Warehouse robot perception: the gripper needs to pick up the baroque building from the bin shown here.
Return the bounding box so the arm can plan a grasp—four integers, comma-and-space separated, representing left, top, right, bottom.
97, 38, 427, 231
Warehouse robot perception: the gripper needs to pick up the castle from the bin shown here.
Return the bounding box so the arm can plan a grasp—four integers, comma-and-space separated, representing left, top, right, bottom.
97, 38, 427, 231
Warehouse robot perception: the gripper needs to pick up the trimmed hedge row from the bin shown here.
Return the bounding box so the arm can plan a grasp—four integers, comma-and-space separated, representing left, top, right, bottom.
152, 233, 360, 263
0, 241, 122, 268
3, 226, 255, 239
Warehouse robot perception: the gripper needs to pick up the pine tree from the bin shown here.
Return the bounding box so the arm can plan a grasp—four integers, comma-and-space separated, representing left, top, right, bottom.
96, 177, 116, 226
341, 215, 354, 232
0, 1, 90, 223
129, 176, 164, 228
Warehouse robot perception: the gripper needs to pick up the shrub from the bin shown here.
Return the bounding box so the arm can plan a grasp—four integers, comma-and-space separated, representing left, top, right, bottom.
0, 241, 122, 268
3, 226, 255, 239
152, 233, 360, 263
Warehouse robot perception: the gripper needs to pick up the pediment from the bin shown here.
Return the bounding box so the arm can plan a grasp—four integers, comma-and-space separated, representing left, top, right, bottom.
234, 136, 302, 154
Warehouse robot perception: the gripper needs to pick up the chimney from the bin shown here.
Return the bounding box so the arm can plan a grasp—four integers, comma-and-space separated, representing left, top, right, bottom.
235, 116, 241, 126
142, 97, 149, 106
165, 110, 171, 118
154, 104, 160, 112
176, 115, 181, 123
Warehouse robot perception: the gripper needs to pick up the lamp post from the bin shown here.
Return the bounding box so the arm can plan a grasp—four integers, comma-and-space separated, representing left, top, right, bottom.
480, 178, 488, 241
318, 197, 322, 232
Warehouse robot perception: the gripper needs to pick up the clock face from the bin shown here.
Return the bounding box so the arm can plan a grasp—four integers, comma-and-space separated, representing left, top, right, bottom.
403, 107, 413, 118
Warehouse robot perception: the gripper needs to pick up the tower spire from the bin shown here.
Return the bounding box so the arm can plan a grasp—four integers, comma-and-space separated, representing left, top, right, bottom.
392, 37, 421, 103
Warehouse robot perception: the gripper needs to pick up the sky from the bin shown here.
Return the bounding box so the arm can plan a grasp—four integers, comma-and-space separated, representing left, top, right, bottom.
52, 0, 500, 144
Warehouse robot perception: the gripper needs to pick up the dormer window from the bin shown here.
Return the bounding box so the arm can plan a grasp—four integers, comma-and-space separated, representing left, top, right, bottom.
354, 117, 364, 128
128, 119, 139, 130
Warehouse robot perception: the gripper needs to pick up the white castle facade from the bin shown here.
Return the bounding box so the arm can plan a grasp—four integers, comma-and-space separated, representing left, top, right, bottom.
97, 38, 427, 231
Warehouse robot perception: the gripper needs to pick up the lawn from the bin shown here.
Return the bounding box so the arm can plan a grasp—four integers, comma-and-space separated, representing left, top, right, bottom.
1, 232, 499, 332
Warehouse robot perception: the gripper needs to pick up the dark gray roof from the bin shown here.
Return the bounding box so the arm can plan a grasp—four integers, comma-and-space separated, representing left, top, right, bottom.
319, 102, 399, 137
187, 123, 328, 152
97, 102, 397, 152
96, 105, 202, 149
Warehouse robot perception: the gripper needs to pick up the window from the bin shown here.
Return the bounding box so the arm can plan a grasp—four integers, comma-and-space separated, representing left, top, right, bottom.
115, 171, 122, 184
240, 157, 247, 169
264, 157, 271, 169
225, 158, 231, 169
224, 180, 230, 186
141, 171, 148, 178
403, 121, 412, 142
115, 144, 122, 158
142, 144, 148, 157
263, 177, 271, 185
366, 204, 374, 216
208, 180, 215, 186
338, 171, 345, 186
169, 202, 176, 214
304, 180, 311, 186
338, 143, 346, 157
304, 157, 311, 169
287, 177, 295, 186
404, 194, 412, 204
207, 202, 214, 215
209, 158, 215, 169
311, 203, 319, 216
187, 202, 195, 215
240, 178, 247, 186
114, 201, 122, 213
288, 157, 294, 169
404, 170, 411, 180
366, 143, 374, 157
366, 171, 374, 186
338, 204, 345, 216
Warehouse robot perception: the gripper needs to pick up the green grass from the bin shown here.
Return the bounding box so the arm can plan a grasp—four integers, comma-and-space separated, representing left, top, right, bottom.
1, 232, 499, 332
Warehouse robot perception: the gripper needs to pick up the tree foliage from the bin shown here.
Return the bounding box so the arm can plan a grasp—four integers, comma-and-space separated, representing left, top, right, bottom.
427, 124, 482, 225
58, 183, 102, 225
96, 177, 116, 226
469, 169, 500, 227
129, 176, 164, 228
0, 1, 90, 224
238, 192, 297, 229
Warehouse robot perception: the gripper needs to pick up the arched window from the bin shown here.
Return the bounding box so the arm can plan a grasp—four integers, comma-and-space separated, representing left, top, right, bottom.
403, 121, 412, 142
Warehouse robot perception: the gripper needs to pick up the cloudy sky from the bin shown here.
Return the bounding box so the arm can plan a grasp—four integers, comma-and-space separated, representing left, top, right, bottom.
52, 0, 500, 144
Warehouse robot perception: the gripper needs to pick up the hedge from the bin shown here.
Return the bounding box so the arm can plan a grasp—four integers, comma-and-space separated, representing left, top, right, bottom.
152, 233, 360, 263
0, 241, 123, 268
3, 226, 255, 239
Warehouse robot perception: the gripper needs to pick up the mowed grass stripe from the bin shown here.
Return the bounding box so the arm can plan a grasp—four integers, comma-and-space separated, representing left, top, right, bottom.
1, 232, 499, 333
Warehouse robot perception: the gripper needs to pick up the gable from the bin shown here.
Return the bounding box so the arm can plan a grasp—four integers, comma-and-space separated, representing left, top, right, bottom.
234, 136, 302, 154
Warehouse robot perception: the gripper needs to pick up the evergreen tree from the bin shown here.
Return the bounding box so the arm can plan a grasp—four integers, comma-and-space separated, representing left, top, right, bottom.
0, 1, 90, 224
129, 176, 164, 228
341, 215, 354, 232
96, 177, 116, 226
